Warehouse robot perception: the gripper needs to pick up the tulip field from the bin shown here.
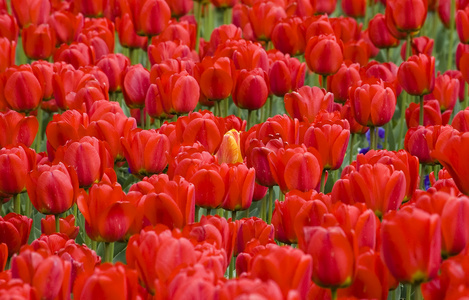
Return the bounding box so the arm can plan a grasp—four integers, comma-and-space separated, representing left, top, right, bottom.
2, 0, 469, 299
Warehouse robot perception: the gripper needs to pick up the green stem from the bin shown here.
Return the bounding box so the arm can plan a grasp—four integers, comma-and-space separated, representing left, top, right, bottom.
432, 11, 438, 41
245, 207, 250, 218
206, 208, 212, 216
0, 203, 3, 217
140, 108, 144, 128
224, 97, 229, 118
322, 75, 327, 90
215, 100, 221, 117
247, 109, 253, 130
464, 82, 468, 109
195, 2, 202, 53
384, 122, 389, 150
232, 210, 237, 221
261, 193, 267, 222
390, 288, 396, 300
13, 194, 20, 214
448, 0, 455, 70
420, 164, 426, 190
386, 48, 391, 63
35, 107, 43, 152
129, 48, 135, 65
370, 126, 375, 150
195, 206, 200, 222
320, 171, 326, 194
406, 284, 412, 300
406, 34, 412, 60
419, 95, 424, 126
228, 255, 235, 278
73, 204, 78, 219
25, 194, 31, 218
55, 215, 60, 233
223, 7, 232, 25
103, 242, 114, 263
331, 288, 337, 300
268, 187, 273, 224
349, 133, 355, 165
415, 284, 422, 300
398, 93, 408, 149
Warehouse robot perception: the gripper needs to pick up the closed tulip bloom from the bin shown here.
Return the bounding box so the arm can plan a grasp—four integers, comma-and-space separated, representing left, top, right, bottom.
433, 131, 469, 195
303, 122, 350, 170
268, 51, 306, 97
53, 42, 94, 69
271, 17, 306, 56
115, 14, 148, 50
0, 14, 19, 42
341, 0, 366, 18
398, 54, 435, 96
0, 110, 38, 148
284, 86, 335, 122
305, 34, 344, 76
385, 0, 428, 34
405, 125, 453, 165
311, 0, 337, 14
405, 100, 451, 128
248, 245, 313, 299
78, 179, 136, 242
400, 36, 434, 61
350, 79, 397, 127
26, 162, 79, 215
368, 14, 400, 49
232, 68, 269, 111
216, 129, 243, 164
0, 243, 6, 271
121, 128, 170, 178
41, 215, 79, 239
165, 0, 193, 18
459, 46, 469, 84
303, 226, 358, 289
48, 10, 83, 46
271, 194, 307, 244
21, 23, 56, 60
349, 163, 406, 217
234, 217, 275, 256
122, 64, 150, 109
2, 67, 43, 113
452, 108, 469, 131
0, 37, 16, 73
196, 56, 235, 101
11, 0, 50, 29
424, 73, 459, 111
248, 1, 287, 42
219, 163, 255, 211
155, 70, 199, 115
0, 213, 32, 256
0, 145, 35, 196
134, 0, 171, 37
381, 207, 441, 284
457, 7, 469, 44
96, 53, 130, 93
327, 63, 361, 103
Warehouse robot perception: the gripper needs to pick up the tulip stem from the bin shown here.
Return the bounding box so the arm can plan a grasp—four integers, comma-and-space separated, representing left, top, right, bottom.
398, 93, 408, 149
195, 2, 202, 53
247, 109, 253, 130
464, 82, 468, 109
232, 210, 237, 221
320, 171, 326, 194
420, 164, 427, 190
448, 0, 456, 70
13, 194, 20, 214
349, 133, 355, 165
140, 109, 144, 128
414, 284, 422, 300
383, 123, 389, 150
195, 206, 200, 222
229, 255, 235, 278
406, 284, 412, 300
330, 288, 337, 300
206, 208, 212, 216
103, 242, 114, 263
322, 75, 327, 90
55, 215, 60, 233
25, 195, 31, 218
224, 97, 229, 117
245, 207, 250, 218
268, 187, 273, 224
406, 35, 412, 60
35, 107, 43, 152
261, 194, 266, 222
419, 95, 424, 126
223, 7, 232, 25
370, 126, 375, 150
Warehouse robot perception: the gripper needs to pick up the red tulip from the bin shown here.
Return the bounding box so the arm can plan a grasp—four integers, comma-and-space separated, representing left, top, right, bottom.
232, 68, 269, 111
128, 0, 171, 37
77, 178, 136, 242
219, 163, 255, 211
424, 73, 459, 112
405, 99, 450, 128
398, 54, 435, 96
457, 7, 469, 43
303, 121, 350, 170
115, 14, 148, 50
271, 16, 306, 56
248, 245, 313, 299
400, 36, 434, 61
381, 207, 441, 284
2, 67, 43, 113
368, 14, 400, 49
271, 192, 307, 244
349, 79, 397, 127
268, 50, 306, 97
248, 1, 287, 42
340, 100, 369, 135
165, 0, 193, 17
0, 145, 35, 196
341, 0, 366, 18
0, 213, 32, 256
385, 0, 428, 34
121, 128, 170, 178
452, 108, 469, 131
195, 56, 235, 101
405, 125, 453, 165
234, 217, 275, 256
0, 110, 38, 148
217, 278, 283, 300
284, 86, 336, 122
21, 23, 56, 60
27, 162, 79, 215
0, 37, 16, 73
343, 39, 372, 66
155, 70, 199, 115
11, 0, 50, 29
11, 250, 72, 300
311, 0, 337, 14
122, 64, 150, 109
327, 63, 361, 103
0, 243, 6, 271
48, 10, 84, 46
41, 215, 79, 239
53, 42, 95, 69
303, 226, 358, 288
305, 34, 344, 76
0, 13, 19, 42
53, 137, 112, 188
